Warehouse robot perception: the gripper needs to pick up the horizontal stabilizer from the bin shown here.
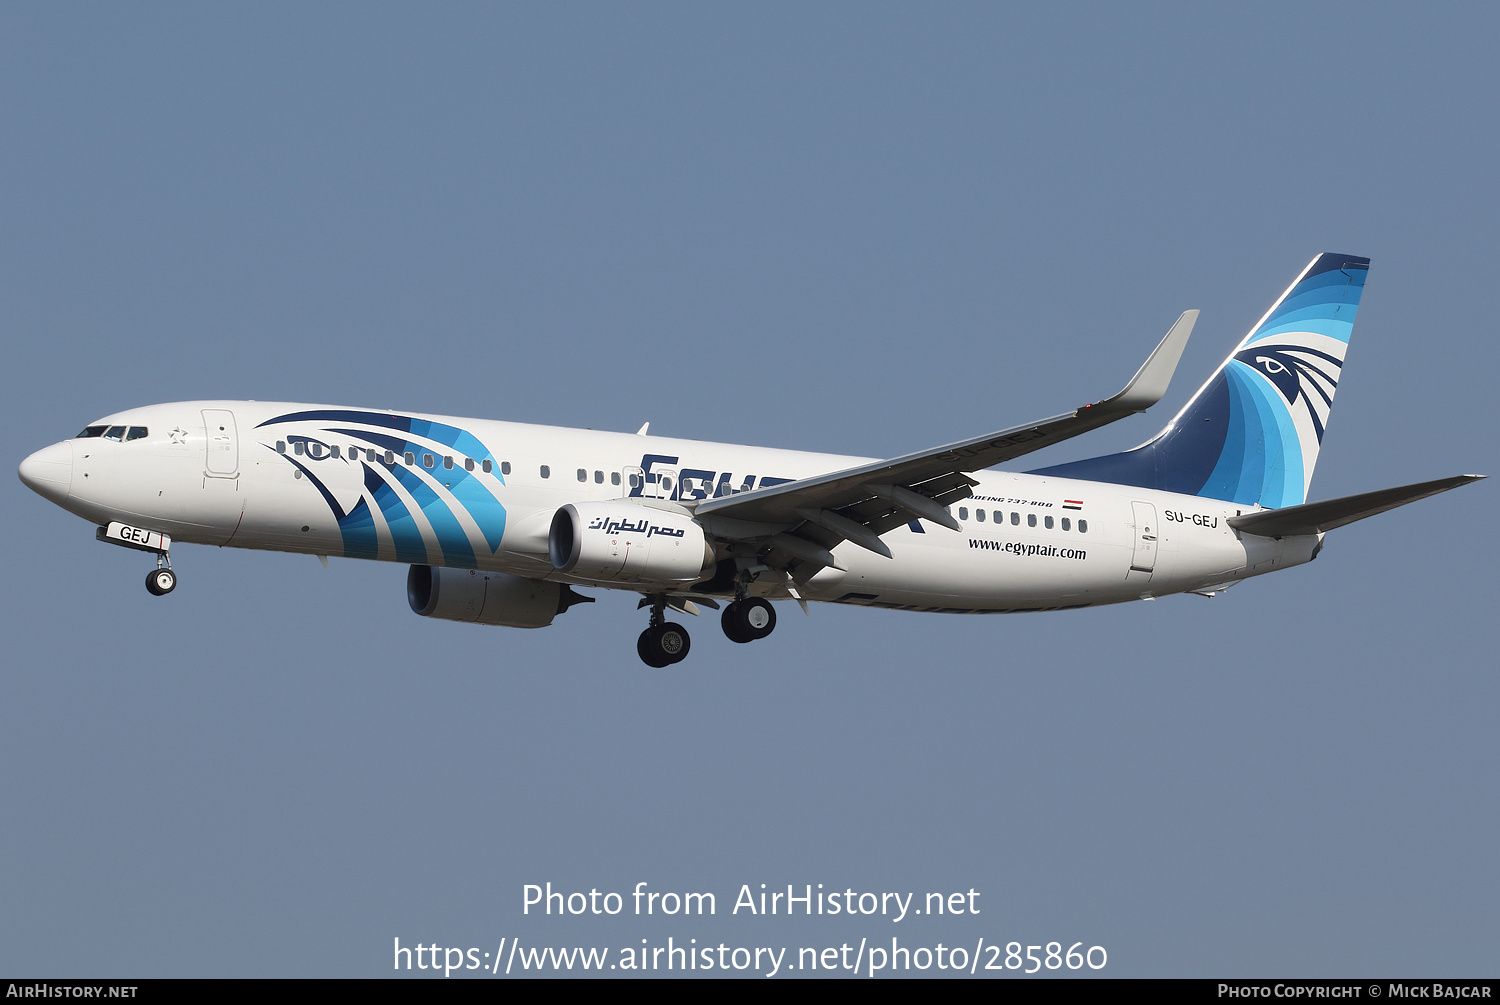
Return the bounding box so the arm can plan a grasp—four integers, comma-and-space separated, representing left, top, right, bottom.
1227, 474, 1484, 538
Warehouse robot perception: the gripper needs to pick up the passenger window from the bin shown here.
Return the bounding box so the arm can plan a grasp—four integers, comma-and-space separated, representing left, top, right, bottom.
404, 452, 415, 465
126, 426, 148, 441
383, 451, 394, 464
1044, 515, 1053, 529
331, 446, 341, 459
958, 507, 968, 520
423, 454, 434, 468
464, 458, 474, 472
629, 473, 642, 489
594, 470, 604, 484
104, 426, 126, 441
1079, 520, 1088, 533
481, 459, 492, 473
501, 461, 511, 475
1061, 517, 1071, 531
540, 465, 550, 479
276, 441, 286, 454
76, 426, 107, 438
611, 472, 621, 486
1011, 512, 1020, 525
577, 468, 587, 482
975, 509, 985, 522
295, 442, 306, 456
1027, 513, 1037, 528
443, 455, 453, 469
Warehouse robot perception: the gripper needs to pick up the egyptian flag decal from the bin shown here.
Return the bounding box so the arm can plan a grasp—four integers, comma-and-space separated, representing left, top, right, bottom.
1063, 499, 1083, 510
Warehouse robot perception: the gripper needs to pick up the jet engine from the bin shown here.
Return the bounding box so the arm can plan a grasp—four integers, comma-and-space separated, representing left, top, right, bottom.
407, 565, 592, 628
549, 502, 714, 585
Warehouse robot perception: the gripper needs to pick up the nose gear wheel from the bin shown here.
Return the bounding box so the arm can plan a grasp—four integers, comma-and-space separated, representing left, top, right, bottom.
145, 568, 177, 596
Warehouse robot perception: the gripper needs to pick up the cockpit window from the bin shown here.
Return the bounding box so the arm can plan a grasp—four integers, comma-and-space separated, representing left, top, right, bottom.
125, 426, 148, 441
77, 425, 107, 438
103, 426, 127, 441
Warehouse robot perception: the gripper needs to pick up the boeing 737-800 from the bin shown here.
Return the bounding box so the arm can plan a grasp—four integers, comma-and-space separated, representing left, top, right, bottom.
18, 254, 1483, 665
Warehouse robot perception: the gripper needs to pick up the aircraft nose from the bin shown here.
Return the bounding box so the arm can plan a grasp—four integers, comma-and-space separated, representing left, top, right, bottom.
18, 441, 73, 505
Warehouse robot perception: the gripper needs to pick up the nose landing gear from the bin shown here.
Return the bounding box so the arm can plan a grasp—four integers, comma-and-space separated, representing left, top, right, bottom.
146, 566, 177, 596
144, 551, 176, 596
96, 523, 177, 596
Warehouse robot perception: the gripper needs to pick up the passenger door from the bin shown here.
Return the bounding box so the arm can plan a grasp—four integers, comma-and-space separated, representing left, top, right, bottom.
202, 409, 239, 477
1130, 500, 1158, 574
198, 408, 244, 543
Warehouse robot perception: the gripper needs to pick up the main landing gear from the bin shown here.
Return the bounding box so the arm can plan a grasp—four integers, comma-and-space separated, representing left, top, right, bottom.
721, 597, 776, 644
637, 597, 691, 668
634, 590, 779, 666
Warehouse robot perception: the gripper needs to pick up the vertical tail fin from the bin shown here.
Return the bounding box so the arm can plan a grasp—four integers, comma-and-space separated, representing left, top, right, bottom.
1032, 253, 1369, 508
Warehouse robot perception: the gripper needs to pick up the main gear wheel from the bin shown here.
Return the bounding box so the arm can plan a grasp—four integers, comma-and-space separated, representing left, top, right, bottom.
637, 622, 691, 667
721, 598, 776, 643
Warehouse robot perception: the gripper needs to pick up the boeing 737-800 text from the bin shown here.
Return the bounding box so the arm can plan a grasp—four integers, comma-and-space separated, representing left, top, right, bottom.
18, 254, 1483, 665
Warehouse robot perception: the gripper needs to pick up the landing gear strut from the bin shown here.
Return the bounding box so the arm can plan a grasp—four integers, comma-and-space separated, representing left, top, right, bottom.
145, 552, 176, 596
722, 597, 776, 643
637, 597, 691, 667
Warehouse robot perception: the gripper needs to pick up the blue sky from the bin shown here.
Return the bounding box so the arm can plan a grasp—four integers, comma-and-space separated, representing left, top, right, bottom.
2, 4, 1495, 977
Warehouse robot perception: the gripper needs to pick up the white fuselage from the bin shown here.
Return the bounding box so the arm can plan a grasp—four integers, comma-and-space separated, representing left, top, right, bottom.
28, 401, 1319, 613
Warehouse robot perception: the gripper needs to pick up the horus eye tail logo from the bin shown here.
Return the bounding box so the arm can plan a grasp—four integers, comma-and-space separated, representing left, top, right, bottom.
1031, 254, 1367, 509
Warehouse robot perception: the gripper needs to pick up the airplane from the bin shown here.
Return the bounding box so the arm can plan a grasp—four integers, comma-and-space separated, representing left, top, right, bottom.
17, 253, 1484, 666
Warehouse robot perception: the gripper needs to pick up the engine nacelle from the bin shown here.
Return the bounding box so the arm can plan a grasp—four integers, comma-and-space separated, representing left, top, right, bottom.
407, 566, 591, 628
549, 502, 714, 585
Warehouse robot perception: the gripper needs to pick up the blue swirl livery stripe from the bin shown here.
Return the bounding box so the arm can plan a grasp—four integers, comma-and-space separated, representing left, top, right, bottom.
367, 465, 430, 566
1030, 254, 1366, 509
1227, 359, 1304, 507
328, 428, 506, 554
338, 495, 381, 561
1246, 256, 1367, 345
389, 463, 476, 568
259, 409, 506, 566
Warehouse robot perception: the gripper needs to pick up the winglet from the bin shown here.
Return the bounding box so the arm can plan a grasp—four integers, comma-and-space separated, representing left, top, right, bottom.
1084, 309, 1198, 415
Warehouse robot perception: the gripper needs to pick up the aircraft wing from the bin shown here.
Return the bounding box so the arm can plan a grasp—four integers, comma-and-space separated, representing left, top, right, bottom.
694, 311, 1197, 568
